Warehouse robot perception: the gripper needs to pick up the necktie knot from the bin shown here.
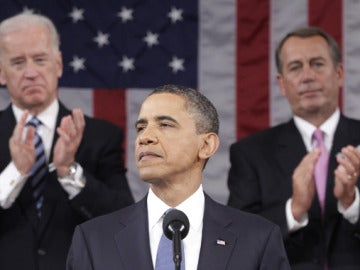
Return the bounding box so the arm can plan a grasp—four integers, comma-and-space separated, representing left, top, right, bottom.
313, 129, 324, 145
27, 117, 41, 128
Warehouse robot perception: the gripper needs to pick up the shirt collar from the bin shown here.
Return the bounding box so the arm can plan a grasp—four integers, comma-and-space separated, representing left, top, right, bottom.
147, 185, 205, 233
12, 99, 59, 131
293, 108, 340, 151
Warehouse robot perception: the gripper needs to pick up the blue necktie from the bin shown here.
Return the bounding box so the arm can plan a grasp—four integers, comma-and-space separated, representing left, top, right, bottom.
155, 210, 185, 270
27, 117, 47, 216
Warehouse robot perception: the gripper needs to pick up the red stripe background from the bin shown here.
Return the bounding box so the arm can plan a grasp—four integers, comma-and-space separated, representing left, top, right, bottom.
236, 0, 270, 140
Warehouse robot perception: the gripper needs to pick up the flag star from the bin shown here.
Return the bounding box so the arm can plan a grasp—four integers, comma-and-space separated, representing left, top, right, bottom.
69, 7, 85, 23
22, 6, 35, 14
169, 56, 185, 73
143, 31, 159, 47
69, 56, 86, 73
93, 31, 110, 48
118, 56, 135, 72
117, 7, 134, 23
168, 7, 183, 23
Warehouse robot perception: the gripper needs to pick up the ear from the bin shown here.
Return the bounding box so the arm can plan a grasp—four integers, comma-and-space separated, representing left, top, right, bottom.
56, 51, 63, 78
335, 63, 344, 88
0, 66, 6, 85
276, 73, 287, 97
198, 132, 220, 160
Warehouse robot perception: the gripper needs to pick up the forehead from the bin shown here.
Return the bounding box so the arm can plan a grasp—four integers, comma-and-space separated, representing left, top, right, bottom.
281, 35, 331, 62
138, 93, 189, 119
1, 25, 52, 55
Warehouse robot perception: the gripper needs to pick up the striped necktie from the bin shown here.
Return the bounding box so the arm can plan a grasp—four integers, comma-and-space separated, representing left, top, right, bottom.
27, 117, 47, 217
155, 209, 185, 270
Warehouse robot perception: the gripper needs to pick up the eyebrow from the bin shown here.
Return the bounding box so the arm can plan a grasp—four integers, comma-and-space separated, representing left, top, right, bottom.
135, 115, 179, 127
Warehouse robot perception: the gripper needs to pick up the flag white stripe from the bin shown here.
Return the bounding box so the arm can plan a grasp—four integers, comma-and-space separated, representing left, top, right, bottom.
199, 0, 236, 203
125, 88, 151, 201
58, 88, 93, 116
270, 0, 308, 126
343, 1, 360, 119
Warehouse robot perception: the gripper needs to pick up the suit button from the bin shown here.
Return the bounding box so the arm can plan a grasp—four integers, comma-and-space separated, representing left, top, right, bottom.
38, 249, 46, 256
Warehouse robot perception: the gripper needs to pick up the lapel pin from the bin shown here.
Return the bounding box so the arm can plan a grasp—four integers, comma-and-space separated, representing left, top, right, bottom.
216, 239, 226, 246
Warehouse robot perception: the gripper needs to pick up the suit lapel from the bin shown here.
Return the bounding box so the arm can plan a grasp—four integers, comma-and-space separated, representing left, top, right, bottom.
197, 195, 237, 270
0, 106, 16, 170
275, 120, 308, 179
114, 198, 154, 270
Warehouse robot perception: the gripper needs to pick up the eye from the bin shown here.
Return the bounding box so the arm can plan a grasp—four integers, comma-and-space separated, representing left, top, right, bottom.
288, 64, 301, 72
34, 57, 46, 64
11, 59, 25, 67
136, 125, 145, 133
160, 122, 174, 128
312, 61, 324, 68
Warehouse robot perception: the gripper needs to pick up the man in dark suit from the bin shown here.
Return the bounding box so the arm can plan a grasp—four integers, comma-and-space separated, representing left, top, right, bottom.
227, 27, 360, 269
0, 13, 134, 270
66, 85, 290, 270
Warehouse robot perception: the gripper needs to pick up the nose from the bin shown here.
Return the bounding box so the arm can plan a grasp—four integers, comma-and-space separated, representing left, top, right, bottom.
301, 65, 315, 83
23, 62, 39, 78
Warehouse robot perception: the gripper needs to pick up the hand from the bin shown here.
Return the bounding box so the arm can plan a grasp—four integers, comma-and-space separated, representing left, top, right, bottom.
9, 111, 36, 175
52, 109, 85, 177
334, 145, 360, 208
291, 149, 321, 221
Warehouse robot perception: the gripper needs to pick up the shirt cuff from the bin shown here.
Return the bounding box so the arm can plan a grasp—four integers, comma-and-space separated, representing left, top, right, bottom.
0, 162, 27, 209
57, 163, 86, 200
286, 198, 309, 232
338, 187, 360, 224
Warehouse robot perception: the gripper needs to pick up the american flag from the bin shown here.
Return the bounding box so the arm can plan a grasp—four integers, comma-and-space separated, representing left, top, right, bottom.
1, 1, 360, 204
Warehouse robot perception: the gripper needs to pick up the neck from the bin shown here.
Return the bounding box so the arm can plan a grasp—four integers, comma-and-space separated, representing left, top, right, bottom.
150, 181, 201, 207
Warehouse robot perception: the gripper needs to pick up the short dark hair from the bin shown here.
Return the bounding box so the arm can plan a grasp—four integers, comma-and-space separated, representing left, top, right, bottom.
275, 26, 341, 74
149, 85, 219, 135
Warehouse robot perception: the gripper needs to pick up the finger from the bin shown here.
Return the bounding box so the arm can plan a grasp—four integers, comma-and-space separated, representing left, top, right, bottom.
13, 110, 29, 142
72, 109, 85, 132
336, 152, 357, 176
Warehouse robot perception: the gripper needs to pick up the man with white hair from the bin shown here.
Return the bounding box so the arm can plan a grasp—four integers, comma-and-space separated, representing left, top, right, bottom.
0, 12, 134, 270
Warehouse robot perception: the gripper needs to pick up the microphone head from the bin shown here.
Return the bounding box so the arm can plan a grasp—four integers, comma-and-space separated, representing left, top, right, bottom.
163, 209, 190, 240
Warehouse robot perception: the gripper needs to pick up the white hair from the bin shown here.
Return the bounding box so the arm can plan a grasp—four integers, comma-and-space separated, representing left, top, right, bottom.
0, 12, 60, 60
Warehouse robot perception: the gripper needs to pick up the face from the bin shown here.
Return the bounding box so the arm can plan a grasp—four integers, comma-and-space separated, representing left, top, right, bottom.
135, 93, 206, 185
277, 36, 343, 120
0, 24, 62, 114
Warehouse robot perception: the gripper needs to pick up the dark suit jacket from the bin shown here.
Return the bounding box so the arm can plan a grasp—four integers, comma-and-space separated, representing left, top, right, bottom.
227, 115, 360, 270
0, 102, 134, 270
66, 193, 290, 270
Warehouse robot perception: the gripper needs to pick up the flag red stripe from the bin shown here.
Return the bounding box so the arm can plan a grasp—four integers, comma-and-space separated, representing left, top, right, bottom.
236, 0, 270, 140
93, 89, 127, 162
308, 0, 343, 108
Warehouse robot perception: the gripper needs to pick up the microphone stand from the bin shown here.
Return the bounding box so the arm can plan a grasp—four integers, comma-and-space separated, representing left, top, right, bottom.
172, 229, 182, 270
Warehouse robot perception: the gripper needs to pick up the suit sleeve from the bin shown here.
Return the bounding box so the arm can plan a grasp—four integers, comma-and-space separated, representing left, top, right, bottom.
227, 142, 290, 236
68, 120, 134, 219
67, 225, 94, 270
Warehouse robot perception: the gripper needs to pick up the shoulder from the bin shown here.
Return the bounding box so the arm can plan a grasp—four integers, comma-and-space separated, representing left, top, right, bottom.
229, 120, 294, 154
206, 195, 278, 232
77, 199, 144, 234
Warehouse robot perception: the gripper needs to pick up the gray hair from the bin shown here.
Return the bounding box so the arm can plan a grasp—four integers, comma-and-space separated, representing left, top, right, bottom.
0, 12, 60, 60
275, 26, 341, 74
149, 85, 219, 135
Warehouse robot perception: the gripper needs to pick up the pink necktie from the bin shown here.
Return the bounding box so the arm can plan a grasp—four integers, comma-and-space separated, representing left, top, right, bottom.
313, 129, 329, 216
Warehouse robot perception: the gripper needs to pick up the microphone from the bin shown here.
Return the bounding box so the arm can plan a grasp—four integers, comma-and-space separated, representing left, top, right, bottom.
162, 209, 190, 270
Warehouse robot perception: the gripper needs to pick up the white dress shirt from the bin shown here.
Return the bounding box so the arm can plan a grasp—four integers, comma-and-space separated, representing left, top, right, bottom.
0, 100, 86, 209
286, 109, 360, 231
147, 185, 204, 270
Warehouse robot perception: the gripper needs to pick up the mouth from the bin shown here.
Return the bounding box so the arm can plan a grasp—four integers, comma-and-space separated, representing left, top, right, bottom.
138, 151, 161, 161
299, 88, 322, 96
23, 84, 43, 92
